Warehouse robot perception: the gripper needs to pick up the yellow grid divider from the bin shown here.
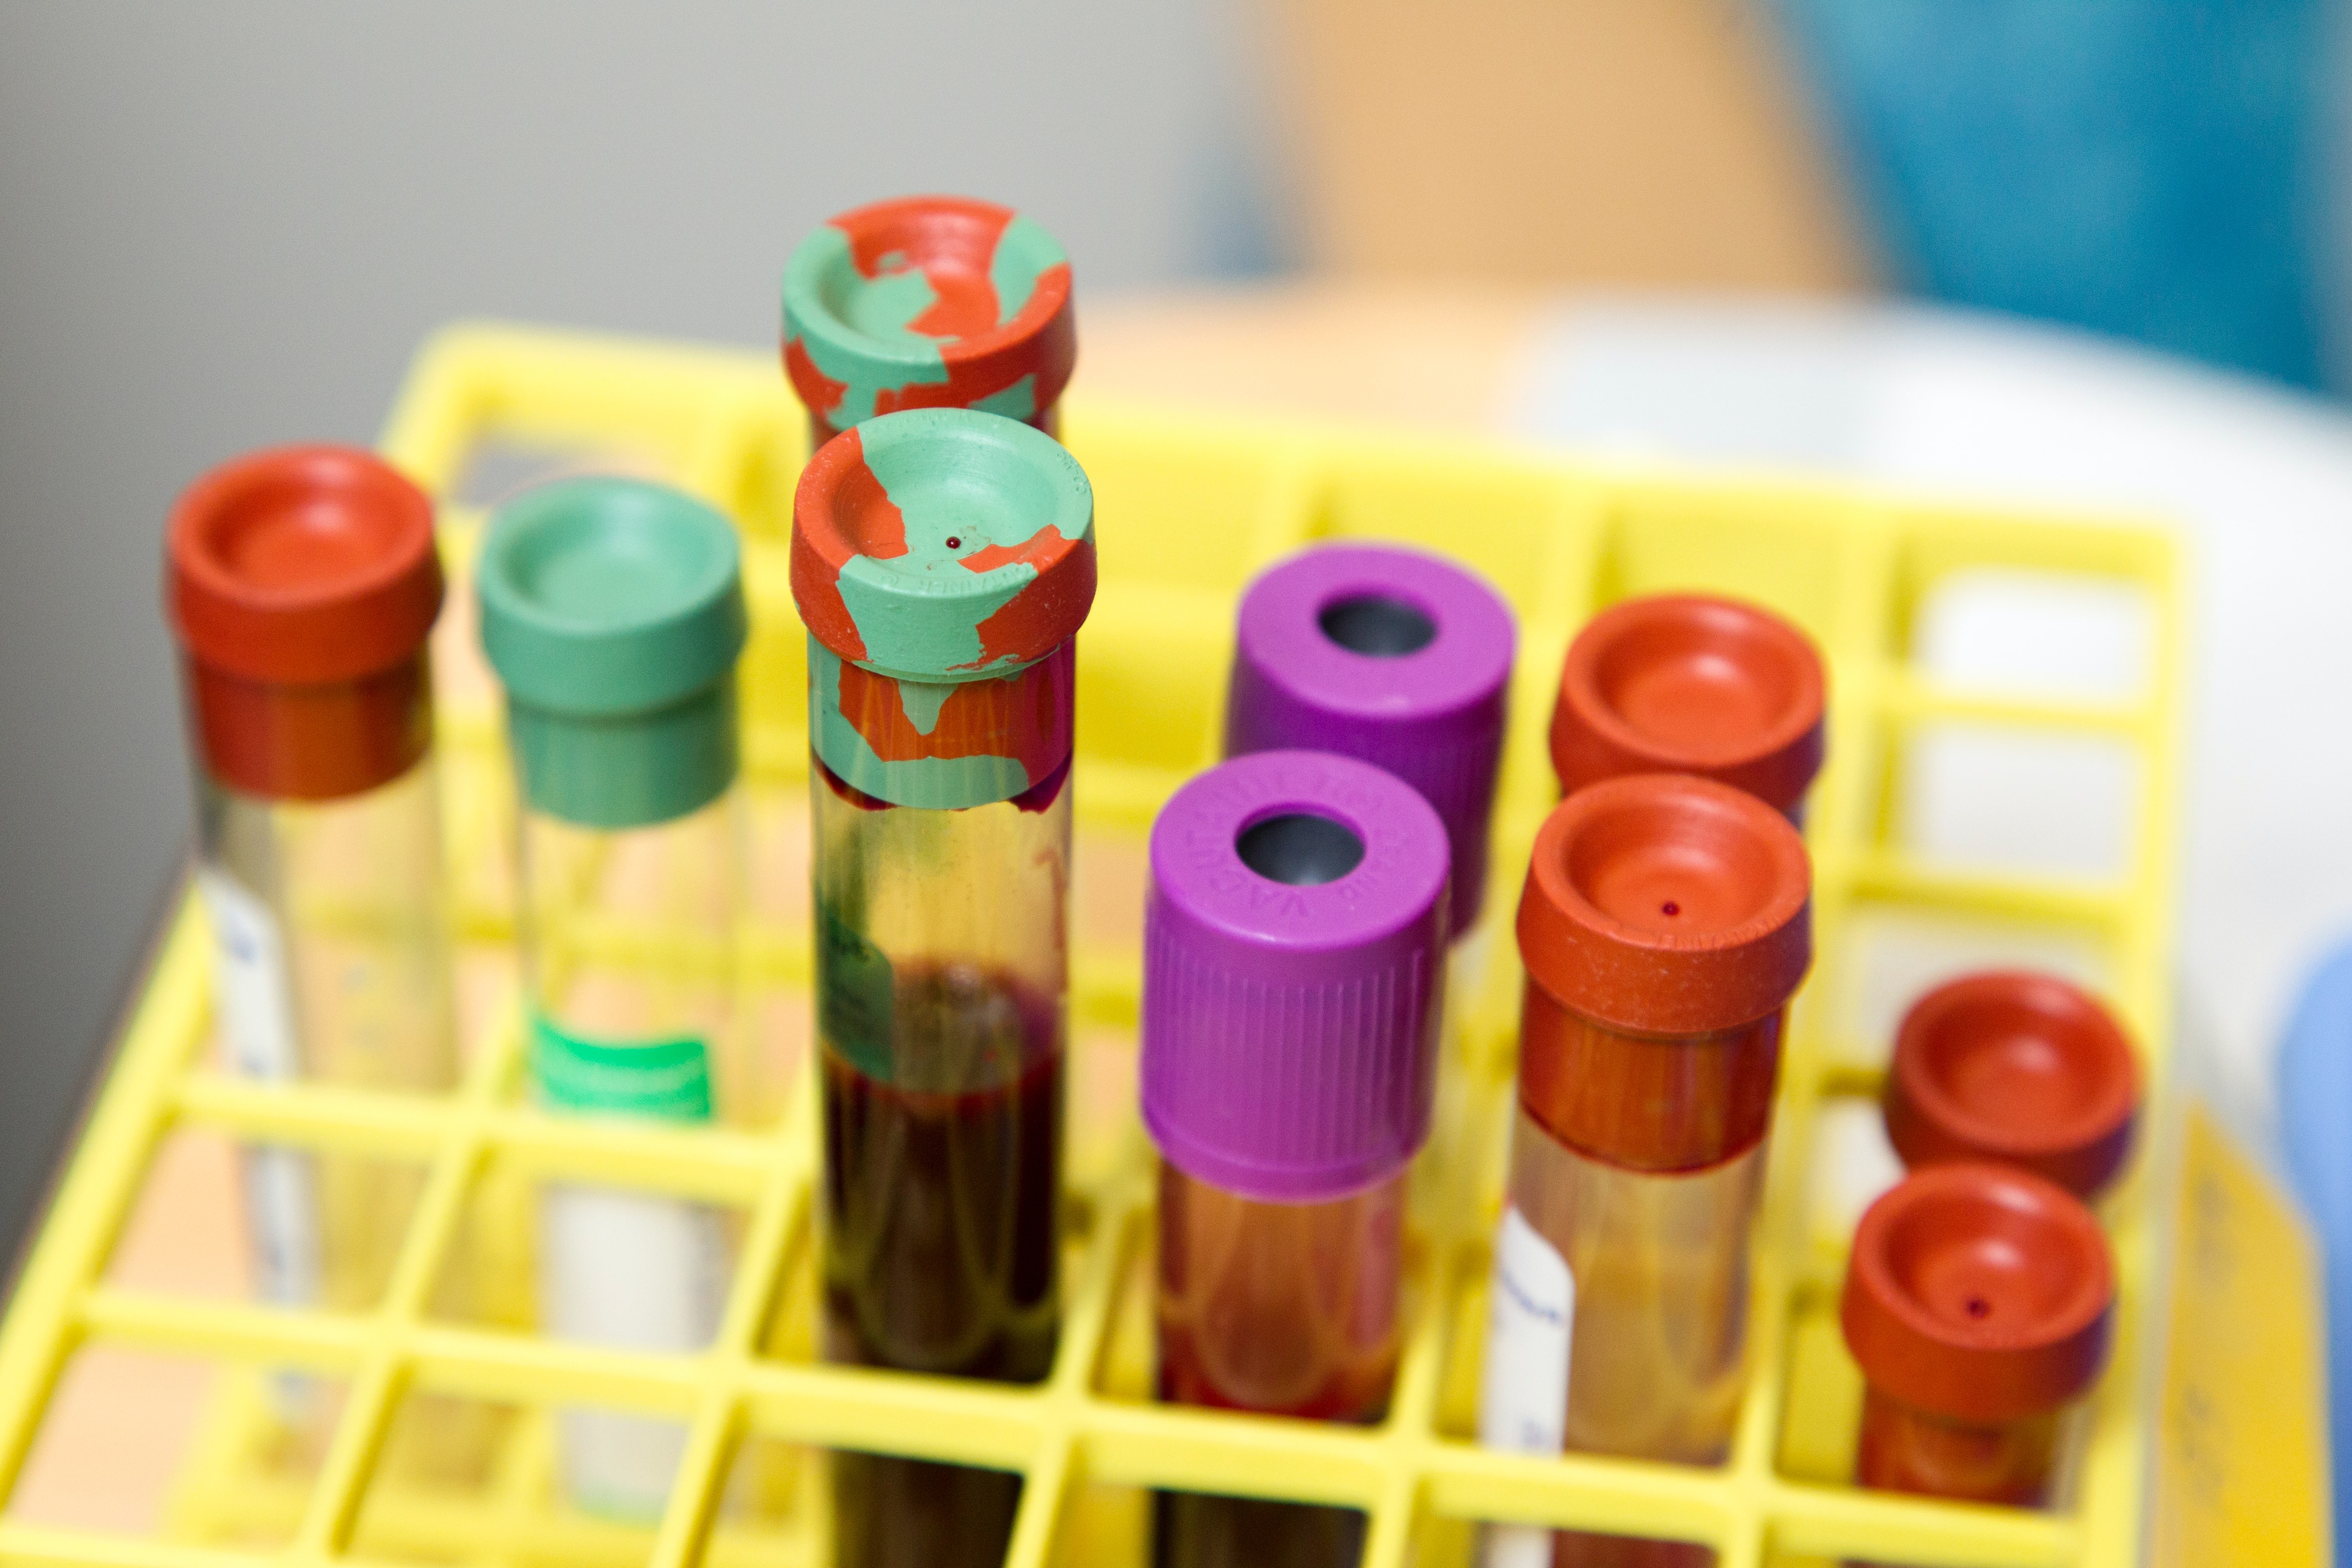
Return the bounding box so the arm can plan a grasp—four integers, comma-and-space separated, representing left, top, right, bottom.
0, 320, 2186, 1568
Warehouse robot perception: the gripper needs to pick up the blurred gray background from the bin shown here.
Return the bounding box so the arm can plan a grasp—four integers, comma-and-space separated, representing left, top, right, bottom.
0, 1, 1273, 1262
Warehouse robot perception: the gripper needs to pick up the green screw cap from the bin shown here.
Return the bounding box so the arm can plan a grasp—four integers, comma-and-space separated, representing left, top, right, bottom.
477, 477, 747, 830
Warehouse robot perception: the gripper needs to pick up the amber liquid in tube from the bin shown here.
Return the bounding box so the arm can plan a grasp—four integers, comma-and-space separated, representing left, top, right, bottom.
1485, 1004, 1782, 1568
815, 759, 1069, 1568
1152, 1164, 1402, 1568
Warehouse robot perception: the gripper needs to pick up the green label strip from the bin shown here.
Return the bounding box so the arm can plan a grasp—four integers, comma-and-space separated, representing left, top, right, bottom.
817, 904, 895, 1081
530, 1015, 712, 1122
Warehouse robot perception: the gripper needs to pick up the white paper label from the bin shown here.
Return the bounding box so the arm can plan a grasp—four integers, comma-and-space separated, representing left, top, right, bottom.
1480, 1204, 1576, 1454
198, 869, 301, 1082
543, 1185, 729, 1519
200, 870, 323, 1320
1478, 1206, 1577, 1568
1483, 1524, 1559, 1568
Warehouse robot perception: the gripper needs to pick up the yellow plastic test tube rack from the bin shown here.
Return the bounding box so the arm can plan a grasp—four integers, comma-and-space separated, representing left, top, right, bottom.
0, 323, 2183, 1568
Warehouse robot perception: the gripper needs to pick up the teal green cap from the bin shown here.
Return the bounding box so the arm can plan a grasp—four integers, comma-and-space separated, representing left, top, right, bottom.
477, 477, 747, 830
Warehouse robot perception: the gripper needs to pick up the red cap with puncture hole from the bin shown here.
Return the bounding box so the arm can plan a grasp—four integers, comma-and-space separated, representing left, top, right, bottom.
1843, 1163, 2115, 1425
1516, 772, 1812, 1038
166, 445, 442, 801
1551, 594, 1825, 814
1886, 972, 2140, 1198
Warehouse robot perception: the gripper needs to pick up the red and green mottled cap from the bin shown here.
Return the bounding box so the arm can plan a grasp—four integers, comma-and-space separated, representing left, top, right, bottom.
783, 195, 1077, 432
791, 407, 1095, 683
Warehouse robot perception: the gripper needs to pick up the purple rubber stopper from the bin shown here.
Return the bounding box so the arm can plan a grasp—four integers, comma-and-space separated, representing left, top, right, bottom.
1225, 543, 1516, 937
1141, 749, 1451, 1201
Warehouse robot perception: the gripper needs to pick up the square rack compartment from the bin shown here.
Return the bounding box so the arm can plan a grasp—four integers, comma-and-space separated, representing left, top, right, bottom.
0, 324, 2181, 1568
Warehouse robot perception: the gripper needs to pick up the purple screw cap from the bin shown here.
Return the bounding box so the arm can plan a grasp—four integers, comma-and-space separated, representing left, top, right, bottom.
1225, 543, 1516, 937
1141, 749, 1451, 1201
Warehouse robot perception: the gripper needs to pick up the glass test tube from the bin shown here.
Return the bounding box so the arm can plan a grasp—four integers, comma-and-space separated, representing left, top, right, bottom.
1842, 1163, 2114, 1510
1551, 593, 1825, 822
1479, 775, 1812, 1568
1886, 971, 2141, 1202
783, 194, 1077, 450
1224, 542, 1514, 1014
1140, 751, 1452, 1568
791, 408, 1097, 1568
166, 445, 457, 1433
477, 477, 749, 1523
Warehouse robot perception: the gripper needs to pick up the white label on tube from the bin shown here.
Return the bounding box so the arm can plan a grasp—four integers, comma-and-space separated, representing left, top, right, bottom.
1483, 1525, 1559, 1568
1478, 1205, 1576, 1568
199, 869, 322, 1317
542, 1183, 728, 1520
1480, 1204, 1576, 1454
198, 869, 301, 1082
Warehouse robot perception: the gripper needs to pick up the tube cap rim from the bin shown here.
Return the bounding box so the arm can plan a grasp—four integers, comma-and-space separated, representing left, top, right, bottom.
1887, 971, 2141, 1197
783, 195, 1077, 430
1552, 593, 1825, 811
166, 444, 442, 686
1516, 772, 1812, 1035
1841, 1162, 2115, 1424
791, 409, 1095, 682
476, 477, 746, 720
1225, 542, 1516, 935
1140, 751, 1450, 1201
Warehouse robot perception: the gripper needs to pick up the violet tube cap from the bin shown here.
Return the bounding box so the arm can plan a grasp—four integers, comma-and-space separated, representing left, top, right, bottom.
1225, 543, 1515, 937
1141, 750, 1451, 1202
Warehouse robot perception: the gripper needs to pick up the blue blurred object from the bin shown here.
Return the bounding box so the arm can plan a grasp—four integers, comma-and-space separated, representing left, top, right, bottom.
1771, 0, 2333, 389
2279, 935, 2352, 1561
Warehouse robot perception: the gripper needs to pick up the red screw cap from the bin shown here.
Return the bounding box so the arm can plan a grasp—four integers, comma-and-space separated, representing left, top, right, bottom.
1516, 772, 1812, 1037
165, 445, 442, 800
1551, 594, 1825, 814
1842, 1163, 2115, 1425
1886, 972, 2140, 1199
167, 445, 441, 686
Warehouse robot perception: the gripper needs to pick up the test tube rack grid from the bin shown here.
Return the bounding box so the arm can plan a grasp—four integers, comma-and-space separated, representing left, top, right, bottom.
0, 323, 2182, 1568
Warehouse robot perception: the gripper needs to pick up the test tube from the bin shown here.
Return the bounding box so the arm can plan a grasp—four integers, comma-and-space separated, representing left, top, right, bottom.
1480, 773, 1811, 1568
1886, 972, 2140, 1201
476, 477, 748, 1522
791, 408, 1095, 1568
1224, 542, 1514, 999
1550, 594, 1825, 820
1141, 750, 1450, 1568
783, 194, 1077, 448
165, 445, 457, 1428
1841, 1163, 2115, 1507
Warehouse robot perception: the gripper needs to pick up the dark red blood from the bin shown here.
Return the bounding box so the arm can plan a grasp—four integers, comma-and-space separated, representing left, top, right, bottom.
821, 963, 1063, 1568
1010, 754, 1069, 814
1152, 1493, 1365, 1568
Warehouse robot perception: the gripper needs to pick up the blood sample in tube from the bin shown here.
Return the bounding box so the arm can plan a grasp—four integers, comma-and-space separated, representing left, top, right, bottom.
1142, 751, 1451, 1568
1842, 1162, 2115, 1509
792, 407, 1095, 1568
1479, 774, 1812, 1568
